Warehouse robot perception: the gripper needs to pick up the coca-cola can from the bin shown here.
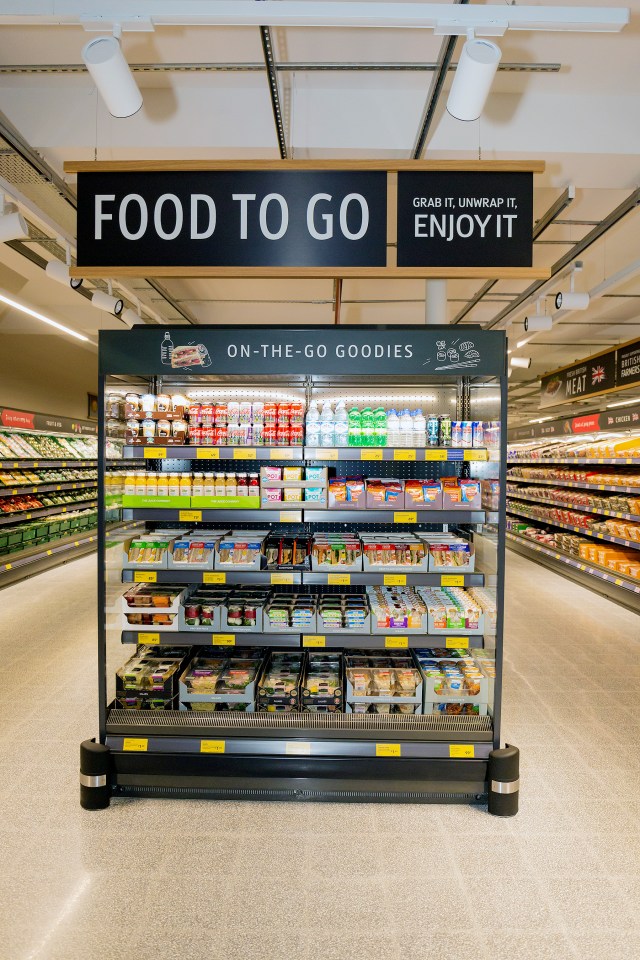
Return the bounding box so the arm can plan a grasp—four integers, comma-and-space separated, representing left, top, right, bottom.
263, 424, 277, 445
277, 424, 290, 446
214, 426, 227, 446
252, 423, 264, 446
201, 425, 215, 444
290, 424, 303, 446
188, 403, 201, 423
188, 424, 202, 444
200, 403, 215, 425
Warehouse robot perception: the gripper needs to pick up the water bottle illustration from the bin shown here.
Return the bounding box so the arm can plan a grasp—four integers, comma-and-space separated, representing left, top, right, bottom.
161, 331, 174, 365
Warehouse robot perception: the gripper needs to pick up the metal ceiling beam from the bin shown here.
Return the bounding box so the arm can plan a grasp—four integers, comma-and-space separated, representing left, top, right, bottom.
0, 61, 562, 74
259, 26, 287, 159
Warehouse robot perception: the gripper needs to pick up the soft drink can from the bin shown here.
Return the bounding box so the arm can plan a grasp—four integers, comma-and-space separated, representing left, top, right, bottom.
214, 426, 227, 446
289, 401, 304, 424
472, 420, 484, 446
290, 423, 304, 446
252, 423, 264, 446
263, 424, 277, 445
451, 421, 463, 446
201, 425, 215, 445
427, 415, 440, 446
461, 421, 473, 447
214, 402, 227, 424
239, 401, 252, 424
264, 402, 277, 424
188, 403, 201, 424
277, 402, 290, 424
277, 424, 290, 446
188, 422, 201, 442
200, 403, 215, 425
439, 415, 452, 447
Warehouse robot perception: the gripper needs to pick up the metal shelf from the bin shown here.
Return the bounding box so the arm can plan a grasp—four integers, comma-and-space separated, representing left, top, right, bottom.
0, 498, 98, 526
122, 568, 484, 587
122, 507, 486, 525
121, 630, 301, 647
0, 480, 97, 497
507, 457, 640, 466
505, 489, 640, 523
0, 530, 97, 585
305, 447, 489, 462
303, 571, 485, 586
121, 629, 486, 649
0, 458, 96, 469
506, 476, 640, 496
306, 633, 486, 649
122, 569, 305, 585
122, 445, 303, 460
506, 504, 640, 551
122, 445, 488, 462
122, 507, 303, 523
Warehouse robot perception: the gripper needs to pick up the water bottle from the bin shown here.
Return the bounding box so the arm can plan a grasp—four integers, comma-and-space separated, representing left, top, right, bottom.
320, 418, 335, 447
334, 401, 349, 447
400, 408, 413, 446
413, 408, 427, 448
305, 401, 320, 446
387, 409, 400, 447
306, 400, 320, 425
348, 406, 361, 447
361, 406, 374, 447
320, 401, 334, 422
374, 407, 387, 447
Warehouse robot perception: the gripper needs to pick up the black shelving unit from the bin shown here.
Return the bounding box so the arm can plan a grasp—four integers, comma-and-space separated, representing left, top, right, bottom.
92, 325, 508, 810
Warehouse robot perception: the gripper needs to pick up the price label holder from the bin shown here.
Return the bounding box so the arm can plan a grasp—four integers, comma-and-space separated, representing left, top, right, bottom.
271, 572, 294, 584
303, 636, 326, 648
134, 571, 157, 583
203, 572, 226, 584
286, 742, 311, 756
394, 511, 417, 524
179, 509, 202, 522
393, 449, 416, 461
424, 450, 448, 461
376, 744, 401, 758
144, 448, 166, 459
280, 511, 302, 523
446, 637, 469, 649
233, 448, 257, 460
328, 573, 351, 585
449, 744, 475, 759
464, 449, 488, 461
315, 448, 338, 460
361, 449, 383, 461
270, 448, 294, 459
441, 575, 464, 587
385, 636, 409, 649
384, 574, 406, 586
196, 448, 220, 460
123, 738, 148, 752
138, 633, 160, 645
212, 634, 236, 646
200, 740, 225, 754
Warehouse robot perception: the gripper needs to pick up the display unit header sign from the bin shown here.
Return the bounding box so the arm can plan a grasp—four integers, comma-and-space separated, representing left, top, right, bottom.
396, 172, 533, 268
99, 326, 505, 378
76, 170, 387, 269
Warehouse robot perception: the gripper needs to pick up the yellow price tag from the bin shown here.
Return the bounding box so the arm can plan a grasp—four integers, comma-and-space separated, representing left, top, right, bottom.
424, 449, 448, 461
123, 738, 148, 752
384, 574, 406, 586
449, 744, 475, 759
385, 636, 409, 648
233, 448, 257, 460
615, 578, 624, 586
318, 448, 338, 460
446, 637, 469, 648
286, 742, 311, 756
394, 511, 417, 524
271, 572, 294, 584
376, 744, 401, 757
196, 448, 220, 460
200, 740, 225, 754
179, 510, 202, 522
46, 550, 52, 556
138, 633, 160, 645
464, 449, 488, 461
4, 563, 11, 570
134, 570, 157, 583
271, 448, 294, 459
328, 573, 351, 585
144, 448, 166, 459
361, 449, 383, 460
303, 636, 326, 647
441, 575, 464, 587
203, 572, 226, 584
213, 634, 235, 646
280, 511, 302, 523
394, 449, 417, 461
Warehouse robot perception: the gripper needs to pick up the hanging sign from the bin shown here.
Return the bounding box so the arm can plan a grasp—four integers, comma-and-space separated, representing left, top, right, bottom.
539, 349, 616, 409
616, 339, 640, 389
76, 170, 387, 269
396, 172, 533, 268
0, 406, 97, 435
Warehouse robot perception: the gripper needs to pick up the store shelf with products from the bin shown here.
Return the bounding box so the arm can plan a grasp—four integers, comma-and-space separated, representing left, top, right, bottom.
507, 501, 640, 550
91, 325, 506, 808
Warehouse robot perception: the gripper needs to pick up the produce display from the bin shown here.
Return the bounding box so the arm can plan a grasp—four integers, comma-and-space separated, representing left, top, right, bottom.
0, 505, 102, 559
0, 488, 96, 514
0, 466, 96, 487
0, 431, 97, 460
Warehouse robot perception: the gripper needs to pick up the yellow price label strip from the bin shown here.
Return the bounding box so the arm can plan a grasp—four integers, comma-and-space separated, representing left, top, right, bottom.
133, 570, 157, 583
279, 511, 302, 523
203, 571, 226, 584
424, 449, 448, 461
376, 744, 401, 758
394, 449, 417, 461
4, 563, 11, 570
464, 449, 488, 461
327, 573, 351, 585
385, 636, 409, 648
123, 738, 148, 752
449, 744, 475, 759
394, 511, 417, 524
303, 636, 326, 647
200, 740, 225, 754
441, 575, 464, 587
233, 448, 257, 460
318, 448, 338, 460
212, 634, 236, 646
361, 449, 384, 461
144, 447, 166, 459
446, 637, 469, 648
271, 448, 294, 459
271, 572, 294, 584
138, 632, 160, 645
179, 509, 202, 522
384, 574, 406, 586
286, 742, 311, 756
196, 448, 220, 460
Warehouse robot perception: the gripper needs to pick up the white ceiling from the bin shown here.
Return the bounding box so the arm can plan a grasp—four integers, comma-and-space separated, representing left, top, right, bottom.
0, 0, 638, 423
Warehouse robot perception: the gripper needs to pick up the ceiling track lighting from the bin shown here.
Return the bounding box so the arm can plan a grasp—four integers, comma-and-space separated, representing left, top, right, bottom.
510, 356, 532, 369
524, 296, 552, 333
447, 30, 502, 122
0, 195, 29, 242
82, 27, 143, 118
45, 243, 83, 289
555, 260, 590, 311
91, 286, 124, 317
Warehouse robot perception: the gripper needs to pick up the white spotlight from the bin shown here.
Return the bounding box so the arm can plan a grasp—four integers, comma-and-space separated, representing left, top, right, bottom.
120, 307, 144, 328
82, 35, 143, 119
91, 290, 124, 316
45, 259, 83, 290
554, 291, 590, 311
524, 315, 552, 332
0, 202, 28, 242
510, 356, 532, 369
447, 38, 502, 122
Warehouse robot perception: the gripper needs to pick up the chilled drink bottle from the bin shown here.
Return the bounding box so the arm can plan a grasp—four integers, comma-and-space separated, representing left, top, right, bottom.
439, 415, 452, 447
348, 406, 361, 446
427, 414, 440, 446
374, 407, 387, 447
361, 406, 374, 447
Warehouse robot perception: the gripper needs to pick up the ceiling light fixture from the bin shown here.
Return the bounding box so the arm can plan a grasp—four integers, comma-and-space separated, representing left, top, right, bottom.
447, 33, 502, 121
529, 416, 553, 423
0, 290, 89, 342
606, 398, 640, 409
45, 243, 83, 289
510, 356, 532, 369
82, 31, 142, 118
91, 285, 124, 317
555, 260, 590, 311
0, 196, 28, 242
524, 296, 552, 332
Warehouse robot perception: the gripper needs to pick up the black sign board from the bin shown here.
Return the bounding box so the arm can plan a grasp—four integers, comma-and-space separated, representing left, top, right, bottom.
616, 340, 640, 389
539, 349, 616, 409
99, 325, 505, 378
77, 170, 387, 268
396, 172, 533, 268
0, 405, 97, 435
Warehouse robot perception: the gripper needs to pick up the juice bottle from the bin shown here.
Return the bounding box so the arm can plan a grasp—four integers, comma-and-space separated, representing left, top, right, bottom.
168, 472, 180, 496
135, 471, 147, 496
124, 472, 136, 496
192, 472, 204, 496
179, 473, 192, 497
146, 473, 158, 496
203, 472, 215, 496
156, 473, 168, 497
225, 473, 237, 496
214, 472, 226, 496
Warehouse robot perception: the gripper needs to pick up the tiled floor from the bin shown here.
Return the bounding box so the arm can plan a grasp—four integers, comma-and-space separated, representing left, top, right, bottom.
1, 550, 639, 960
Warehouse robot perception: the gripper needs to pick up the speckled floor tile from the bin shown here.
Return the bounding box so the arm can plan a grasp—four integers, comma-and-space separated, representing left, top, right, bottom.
479, 932, 576, 960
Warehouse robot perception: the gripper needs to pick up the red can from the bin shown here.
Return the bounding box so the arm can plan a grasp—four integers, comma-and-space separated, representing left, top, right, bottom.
214, 426, 228, 446
201, 425, 215, 445
277, 424, 290, 446
264, 402, 277, 424
188, 403, 201, 423
277, 402, 290, 423
214, 402, 228, 425
200, 403, 215, 425
263, 424, 277, 445
290, 424, 303, 446
289, 401, 304, 424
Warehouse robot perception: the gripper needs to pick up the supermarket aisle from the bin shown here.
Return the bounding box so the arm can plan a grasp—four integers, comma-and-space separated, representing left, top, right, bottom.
1, 553, 640, 960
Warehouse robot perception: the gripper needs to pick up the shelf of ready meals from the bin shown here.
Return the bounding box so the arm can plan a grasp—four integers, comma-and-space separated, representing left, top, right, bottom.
507, 464, 640, 497
505, 486, 640, 523
506, 499, 640, 551
122, 444, 489, 462
507, 435, 640, 464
